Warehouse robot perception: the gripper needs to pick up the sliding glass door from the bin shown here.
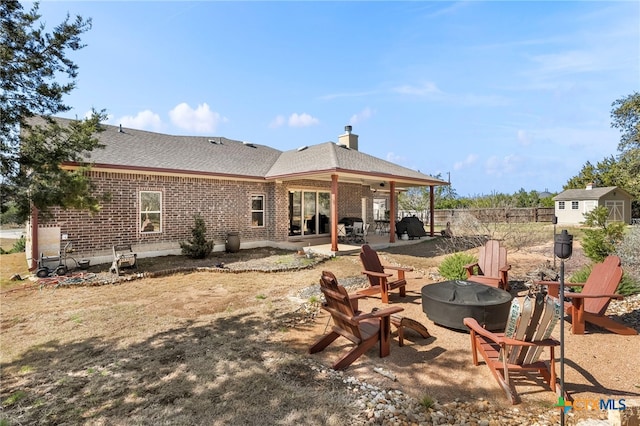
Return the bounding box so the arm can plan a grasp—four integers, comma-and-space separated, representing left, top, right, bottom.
289, 190, 331, 236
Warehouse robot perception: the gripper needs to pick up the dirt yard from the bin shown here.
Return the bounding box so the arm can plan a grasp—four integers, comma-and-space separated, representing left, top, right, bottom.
1, 238, 639, 425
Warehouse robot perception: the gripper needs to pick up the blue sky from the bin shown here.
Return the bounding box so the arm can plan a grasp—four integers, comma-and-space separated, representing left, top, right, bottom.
31, 1, 639, 196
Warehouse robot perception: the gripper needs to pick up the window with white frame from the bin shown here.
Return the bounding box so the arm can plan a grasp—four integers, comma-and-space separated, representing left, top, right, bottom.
558, 201, 565, 210
251, 195, 265, 227
571, 201, 579, 210
140, 191, 162, 233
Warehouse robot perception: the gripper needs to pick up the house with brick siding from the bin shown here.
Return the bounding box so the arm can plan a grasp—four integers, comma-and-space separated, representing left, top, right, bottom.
26, 119, 448, 268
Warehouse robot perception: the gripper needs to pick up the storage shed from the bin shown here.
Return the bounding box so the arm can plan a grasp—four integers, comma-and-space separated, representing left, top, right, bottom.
553, 183, 633, 225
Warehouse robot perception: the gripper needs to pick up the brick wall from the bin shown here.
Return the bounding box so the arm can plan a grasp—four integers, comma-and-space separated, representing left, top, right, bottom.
37, 172, 374, 259
39, 171, 275, 258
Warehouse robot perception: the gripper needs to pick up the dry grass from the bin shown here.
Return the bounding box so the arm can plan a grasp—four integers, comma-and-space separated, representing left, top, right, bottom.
0, 250, 368, 425
1, 234, 638, 425
0, 244, 30, 287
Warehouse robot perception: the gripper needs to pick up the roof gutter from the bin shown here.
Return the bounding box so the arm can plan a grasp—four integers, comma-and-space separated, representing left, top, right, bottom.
61, 162, 268, 182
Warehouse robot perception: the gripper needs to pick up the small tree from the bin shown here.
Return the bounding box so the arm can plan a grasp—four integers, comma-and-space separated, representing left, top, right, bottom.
180, 214, 213, 259
1, 1, 107, 222
581, 206, 625, 262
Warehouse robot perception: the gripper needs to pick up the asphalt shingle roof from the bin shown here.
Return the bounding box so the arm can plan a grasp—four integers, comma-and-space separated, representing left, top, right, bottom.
553, 187, 617, 200
266, 142, 435, 182
82, 124, 282, 178
40, 117, 447, 186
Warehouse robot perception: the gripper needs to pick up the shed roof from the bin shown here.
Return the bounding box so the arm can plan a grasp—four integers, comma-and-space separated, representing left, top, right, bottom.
553, 186, 623, 201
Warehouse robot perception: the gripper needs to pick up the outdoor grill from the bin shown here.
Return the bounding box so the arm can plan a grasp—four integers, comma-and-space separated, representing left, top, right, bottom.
421, 280, 513, 331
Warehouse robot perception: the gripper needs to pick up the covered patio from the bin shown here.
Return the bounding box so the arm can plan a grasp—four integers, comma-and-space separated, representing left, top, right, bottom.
267, 127, 449, 253
281, 232, 437, 257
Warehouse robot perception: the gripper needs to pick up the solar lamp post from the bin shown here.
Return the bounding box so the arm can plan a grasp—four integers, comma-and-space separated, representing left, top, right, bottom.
554, 229, 573, 426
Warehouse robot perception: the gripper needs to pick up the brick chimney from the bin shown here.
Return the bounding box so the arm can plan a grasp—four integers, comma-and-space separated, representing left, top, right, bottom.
338, 125, 358, 151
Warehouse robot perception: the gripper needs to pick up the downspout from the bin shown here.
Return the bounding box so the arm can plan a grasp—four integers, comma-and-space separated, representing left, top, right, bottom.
429, 185, 435, 237
389, 181, 396, 243
330, 174, 338, 252
29, 204, 39, 271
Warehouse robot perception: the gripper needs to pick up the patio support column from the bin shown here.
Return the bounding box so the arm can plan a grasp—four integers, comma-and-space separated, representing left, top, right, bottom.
429, 185, 435, 237
389, 181, 396, 243
330, 174, 339, 252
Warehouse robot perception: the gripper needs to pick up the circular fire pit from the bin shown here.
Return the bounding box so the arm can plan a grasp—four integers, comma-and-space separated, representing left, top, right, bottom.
421, 280, 513, 331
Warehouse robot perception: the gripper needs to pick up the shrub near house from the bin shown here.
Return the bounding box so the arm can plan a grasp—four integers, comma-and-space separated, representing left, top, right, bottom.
180, 215, 213, 259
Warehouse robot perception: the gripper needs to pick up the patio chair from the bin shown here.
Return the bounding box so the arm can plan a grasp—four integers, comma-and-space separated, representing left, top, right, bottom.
363, 223, 370, 242
358, 244, 410, 304
309, 271, 403, 370
464, 293, 566, 404
337, 223, 348, 243
536, 255, 637, 335
351, 221, 364, 243
110, 244, 137, 275
464, 240, 511, 291
353, 222, 370, 244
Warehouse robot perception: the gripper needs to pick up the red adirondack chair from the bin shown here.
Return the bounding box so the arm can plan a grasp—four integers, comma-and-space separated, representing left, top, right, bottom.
358, 244, 411, 303
464, 294, 566, 404
538, 255, 637, 335
464, 240, 511, 291
309, 271, 404, 370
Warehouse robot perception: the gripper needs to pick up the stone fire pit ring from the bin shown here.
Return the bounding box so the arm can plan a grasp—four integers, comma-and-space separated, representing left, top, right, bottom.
421, 280, 513, 331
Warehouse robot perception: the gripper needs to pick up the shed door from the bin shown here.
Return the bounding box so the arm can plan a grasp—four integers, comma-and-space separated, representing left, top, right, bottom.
605, 200, 624, 222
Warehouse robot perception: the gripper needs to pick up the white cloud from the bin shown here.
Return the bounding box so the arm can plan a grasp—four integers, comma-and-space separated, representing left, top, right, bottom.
349, 107, 374, 125
392, 83, 509, 107
528, 50, 600, 77
386, 152, 427, 173
117, 110, 164, 132
456, 93, 511, 107
418, 1, 469, 19
453, 154, 478, 171
386, 152, 407, 164
531, 125, 618, 156
288, 113, 319, 127
392, 82, 441, 96
319, 90, 379, 101
517, 129, 532, 146
169, 102, 226, 133
485, 155, 520, 177
269, 115, 286, 129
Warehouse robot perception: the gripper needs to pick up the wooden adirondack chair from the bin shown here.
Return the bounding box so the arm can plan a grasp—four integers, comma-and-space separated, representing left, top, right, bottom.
464, 293, 566, 404
309, 271, 404, 370
464, 240, 511, 291
537, 255, 637, 335
358, 244, 411, 304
